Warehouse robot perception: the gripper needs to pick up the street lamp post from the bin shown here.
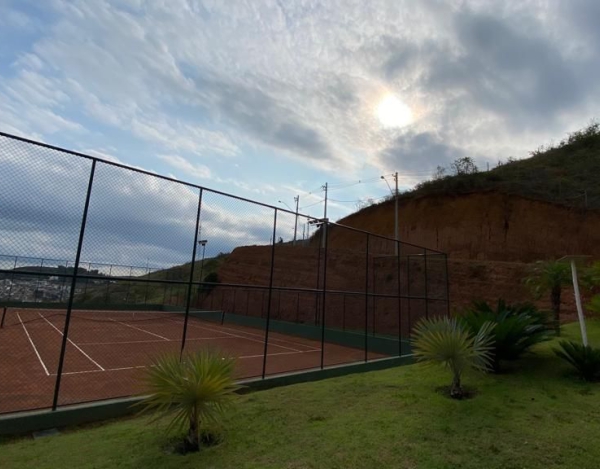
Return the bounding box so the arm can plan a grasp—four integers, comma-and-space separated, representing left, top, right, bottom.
197, 240, 208, 296
278, 196, 300, 245
381, 172, 399, 254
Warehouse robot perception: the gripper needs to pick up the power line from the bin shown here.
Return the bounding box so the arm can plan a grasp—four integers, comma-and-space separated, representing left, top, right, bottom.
300, 199, 324, 209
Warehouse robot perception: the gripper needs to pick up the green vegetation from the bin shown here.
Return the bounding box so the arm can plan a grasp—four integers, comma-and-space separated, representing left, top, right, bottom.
584, 261, 600, 314
461, 300, 551, 372
75, 253, 227, 306
525, 260, 572, 335
410, 122, 600, 208
350, 122, 600, 216
555, 341, 600, 382
411, 317, 495, 398
1, 321, 599, 469
137, 351, 239, 452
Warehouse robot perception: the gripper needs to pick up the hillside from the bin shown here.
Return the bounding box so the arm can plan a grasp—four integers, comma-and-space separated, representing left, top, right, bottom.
328, 123, 600, 262
397, 122, 600, 210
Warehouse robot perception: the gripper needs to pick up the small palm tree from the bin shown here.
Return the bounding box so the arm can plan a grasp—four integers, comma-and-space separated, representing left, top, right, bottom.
138, 351, 240, 451
525, 260, 571, 336
411, 317, 495, 399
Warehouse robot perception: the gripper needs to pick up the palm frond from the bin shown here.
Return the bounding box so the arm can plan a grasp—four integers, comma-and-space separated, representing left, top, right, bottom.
137, 350, 240, 437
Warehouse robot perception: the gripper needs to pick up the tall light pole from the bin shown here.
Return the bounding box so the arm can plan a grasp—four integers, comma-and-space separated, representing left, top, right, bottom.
278, 196, 300, 245
197, 239, 208, 294
381, 172, 399, 253
322, 183, 328, 249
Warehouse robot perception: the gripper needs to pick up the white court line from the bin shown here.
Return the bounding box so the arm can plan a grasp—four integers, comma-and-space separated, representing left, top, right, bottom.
17, 312, 50, 376
109, 319, 169, 341
169, 318, 303, 352
51, 349, 322, 376
237, 349, 321, 360
38, 313, 105, 371
186, 318, 321, 352
78, 337, 229, 346
52, 365, 147, 376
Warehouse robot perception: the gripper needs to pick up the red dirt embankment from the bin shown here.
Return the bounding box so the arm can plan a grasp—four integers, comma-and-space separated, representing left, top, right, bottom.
335, 192, 600, 262
203, 193, 599, 330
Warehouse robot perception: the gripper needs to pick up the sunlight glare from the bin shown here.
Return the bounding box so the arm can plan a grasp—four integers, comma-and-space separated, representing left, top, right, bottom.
376, 94, 414, 128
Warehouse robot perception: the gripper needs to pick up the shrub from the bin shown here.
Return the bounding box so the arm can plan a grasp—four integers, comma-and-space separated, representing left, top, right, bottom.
588, 295, 600, 315
525, 260, 571, 335
137, 351, 240, 452
411, 317, 495, 399
461, 300, 551, 372
555, 341, 600, 382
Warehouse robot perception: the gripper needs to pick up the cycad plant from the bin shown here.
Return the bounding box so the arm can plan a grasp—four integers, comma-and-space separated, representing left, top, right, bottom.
588, 295, 600, 315
555, 341, 600, 382
138, 351, 240, 452
583, 261, 600, 315
461, 300, 551, 372
411, 317, 495, 399
525, 260, 571, 335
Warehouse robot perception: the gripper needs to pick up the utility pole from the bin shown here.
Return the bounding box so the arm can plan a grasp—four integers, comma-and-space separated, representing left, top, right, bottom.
293, 195, 299, 246
322, 182, 328, 248
381, 172, 400, 254
393, 171, 399, 254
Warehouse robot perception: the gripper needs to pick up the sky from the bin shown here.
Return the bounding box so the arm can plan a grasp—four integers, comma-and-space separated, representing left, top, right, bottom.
1, 0, 599, 267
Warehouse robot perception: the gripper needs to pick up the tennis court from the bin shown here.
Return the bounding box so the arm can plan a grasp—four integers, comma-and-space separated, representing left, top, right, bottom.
0, 307, 388, 414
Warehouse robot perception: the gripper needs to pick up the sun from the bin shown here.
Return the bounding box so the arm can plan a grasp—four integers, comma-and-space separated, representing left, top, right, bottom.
376, 94, 414, 128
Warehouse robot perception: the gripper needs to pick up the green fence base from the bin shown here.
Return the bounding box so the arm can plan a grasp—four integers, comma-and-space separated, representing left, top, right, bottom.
0, 356, 413, 437
194, 310, 411, 356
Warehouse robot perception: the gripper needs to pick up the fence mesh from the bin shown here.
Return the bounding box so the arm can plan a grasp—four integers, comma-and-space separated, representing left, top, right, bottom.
0, 132, 449, 414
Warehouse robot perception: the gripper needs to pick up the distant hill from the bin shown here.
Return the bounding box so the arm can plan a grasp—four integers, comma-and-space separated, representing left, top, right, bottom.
74, 253, 229, 305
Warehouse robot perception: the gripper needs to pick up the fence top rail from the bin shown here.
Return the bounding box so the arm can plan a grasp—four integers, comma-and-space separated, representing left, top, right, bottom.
0, 255, 165, 272
327, 221, 446, 254
0, 131, 446, 257
0, 131, 318, 220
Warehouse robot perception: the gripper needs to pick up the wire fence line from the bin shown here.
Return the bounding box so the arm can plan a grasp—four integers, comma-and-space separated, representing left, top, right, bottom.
0, 131, 449, 415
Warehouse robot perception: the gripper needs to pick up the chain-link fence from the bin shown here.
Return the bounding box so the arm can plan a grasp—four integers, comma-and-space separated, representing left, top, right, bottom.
0, 131, 448, 414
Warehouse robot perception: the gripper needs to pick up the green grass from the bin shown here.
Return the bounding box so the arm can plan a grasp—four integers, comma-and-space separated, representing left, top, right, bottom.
2, 321, 600, 469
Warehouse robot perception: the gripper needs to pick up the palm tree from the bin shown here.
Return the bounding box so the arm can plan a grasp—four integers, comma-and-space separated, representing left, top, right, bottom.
525, 260, 571, 336
411, 317, 495, 399
138, 351, 240, 451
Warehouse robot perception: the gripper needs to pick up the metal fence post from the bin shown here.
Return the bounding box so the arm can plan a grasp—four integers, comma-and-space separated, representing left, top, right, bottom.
342, 294, 346, 332
180, 188, 203, 356
444, 253, 450, 317
397, 240, 402, 356
424, 249, 429, 320
125, 266, 133, 303
364, 233, 369, 362
143, 267, 150, 305
314, 228, 322, 325
319, 220, 329, 370
261, 209, 278, 379
407, 254, 412, 337
59, 261, 69, 303
7, 256, 17, 301
52, 159, 96, 411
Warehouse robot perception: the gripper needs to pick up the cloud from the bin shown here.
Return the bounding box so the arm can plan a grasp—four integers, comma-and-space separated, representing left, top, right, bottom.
157, 154, 211, 180
0, 134, 280, 267
1, 0, 600, 208
380, 132, 468, 178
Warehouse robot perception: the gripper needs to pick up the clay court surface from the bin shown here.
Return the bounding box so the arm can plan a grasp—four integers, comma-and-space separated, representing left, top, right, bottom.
0, 308, 385, 414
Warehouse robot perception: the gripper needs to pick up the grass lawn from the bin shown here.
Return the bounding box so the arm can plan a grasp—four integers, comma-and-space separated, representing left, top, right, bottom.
2, 321, 600, 469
